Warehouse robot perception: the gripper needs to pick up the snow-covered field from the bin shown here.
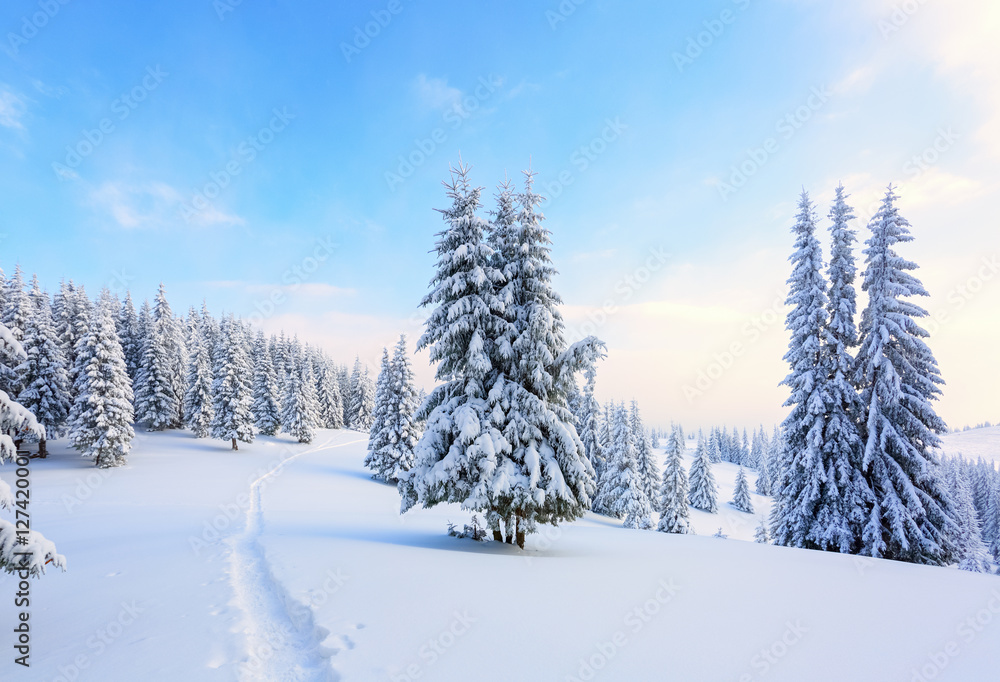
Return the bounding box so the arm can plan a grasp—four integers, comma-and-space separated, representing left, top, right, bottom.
938, 426, 1000, 465
2, 429, 998, 681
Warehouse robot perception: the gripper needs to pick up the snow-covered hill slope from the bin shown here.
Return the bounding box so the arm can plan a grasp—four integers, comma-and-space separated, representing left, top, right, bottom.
1, 430, 997, 681
938, 426, 1000, 465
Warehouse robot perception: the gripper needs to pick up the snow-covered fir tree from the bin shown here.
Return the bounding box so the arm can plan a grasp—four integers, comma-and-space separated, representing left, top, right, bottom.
314, 354, 344, 429
731, 467, 754, 513
487, 167, 602, 541
0, 321, 66, 575
707, 428, 722, 464
602, 403, 652, 529
630, 401, 658, 507
250, 331, 282, 436
299, 344, 322, 427
576, 362, 605, 481
398, 163, 510, 530
349, 364, 375, 431
398, 162, 601, 548
748, 428, 764, 471
656, 425, 691, 534
365, 348, 398, 479
209, 317, 255, 450
0, 265, 29, 395
69, 291, 135, 468
117, 292, 143, 385
943, 461, 992, 573
687, 431, 718, 513
367, 335, 421, 481
985, 476, 1000, 563
854, 186, 956, 565
347, 356, 363, 427
754, 517, 771, 544
182, 308, 214, 438
15, 277, 71, 457
756, 426, 782, 496
134, 285, 184, 430
772, 190, 864, 554
280, 343, 317, 444
52, 280, 75, 365
820, 184, 870, 548
336, 363, 351, 427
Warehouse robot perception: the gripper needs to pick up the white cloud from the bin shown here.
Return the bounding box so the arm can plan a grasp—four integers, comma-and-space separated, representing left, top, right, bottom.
208, 280, 356, 298
0, 86, 27, 130
412, 74, 462, 113
31, 79, 69, 99
88, 181, 244, 229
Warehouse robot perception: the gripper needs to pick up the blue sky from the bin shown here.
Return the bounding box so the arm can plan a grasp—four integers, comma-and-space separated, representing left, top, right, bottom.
1, 0, 998, 429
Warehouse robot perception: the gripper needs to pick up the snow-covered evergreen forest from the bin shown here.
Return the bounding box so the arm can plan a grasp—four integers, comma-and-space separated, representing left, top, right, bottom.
3, 1, 999, 674
3, 173, 998, 578
3, 164, 998, 681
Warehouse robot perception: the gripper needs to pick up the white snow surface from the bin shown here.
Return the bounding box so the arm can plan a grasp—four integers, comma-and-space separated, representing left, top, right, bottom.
1, 429, 997, 681
938, 426, 1000, 465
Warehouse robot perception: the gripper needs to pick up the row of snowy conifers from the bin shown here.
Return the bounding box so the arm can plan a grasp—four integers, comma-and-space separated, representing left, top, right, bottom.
0, 270, 382, 465
769, 184, 994, 571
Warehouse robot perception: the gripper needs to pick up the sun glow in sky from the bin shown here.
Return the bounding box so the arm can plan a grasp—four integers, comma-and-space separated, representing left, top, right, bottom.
1, 0, 998, 430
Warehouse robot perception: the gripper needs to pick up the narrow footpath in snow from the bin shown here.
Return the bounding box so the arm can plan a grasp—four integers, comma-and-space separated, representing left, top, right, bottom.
228, 433, 368, 682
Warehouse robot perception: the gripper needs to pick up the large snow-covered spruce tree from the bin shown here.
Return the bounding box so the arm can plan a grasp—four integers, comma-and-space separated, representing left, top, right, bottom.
820, 184, 871, 548
853, 186, 956, 565
69, 292, 135, 469
772, 190, 864, 553
398, 162, 602, 548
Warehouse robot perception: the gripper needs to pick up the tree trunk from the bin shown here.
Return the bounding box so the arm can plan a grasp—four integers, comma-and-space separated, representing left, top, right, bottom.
493, 530, 503, 542
38, 438, 47, 458
512, 511, 527, 548
231, 438, 238, 451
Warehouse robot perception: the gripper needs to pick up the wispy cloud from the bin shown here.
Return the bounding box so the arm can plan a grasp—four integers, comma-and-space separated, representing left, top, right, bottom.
88, 181, 244, 229
31, 79, 69, 99
207, 280, 356, 297
0, 86, 27, 131
412, 74, 462, 112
